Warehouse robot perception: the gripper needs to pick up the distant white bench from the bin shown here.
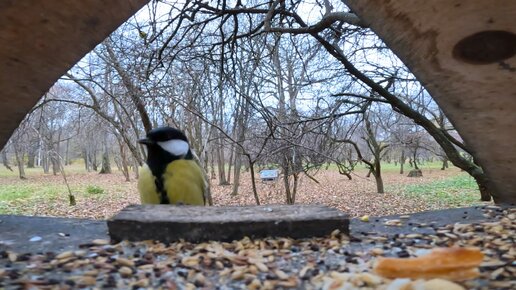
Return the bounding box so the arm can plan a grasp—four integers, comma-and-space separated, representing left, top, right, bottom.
259, 169, 279, 181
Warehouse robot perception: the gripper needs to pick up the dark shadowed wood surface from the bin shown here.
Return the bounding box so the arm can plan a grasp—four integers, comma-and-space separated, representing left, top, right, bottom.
0, 0, 149, 149
343, 0, 516, 204
107, 205, 349, 243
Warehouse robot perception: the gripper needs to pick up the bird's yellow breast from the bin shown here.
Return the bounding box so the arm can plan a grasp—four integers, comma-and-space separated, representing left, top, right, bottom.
138, 159, 206, 205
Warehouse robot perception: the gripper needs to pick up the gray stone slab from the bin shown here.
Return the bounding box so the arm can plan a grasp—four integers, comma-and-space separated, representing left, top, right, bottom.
107, 204, 350, 243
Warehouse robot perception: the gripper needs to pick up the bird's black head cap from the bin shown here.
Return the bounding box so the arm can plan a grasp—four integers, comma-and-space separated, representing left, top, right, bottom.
140, 127, 188, 144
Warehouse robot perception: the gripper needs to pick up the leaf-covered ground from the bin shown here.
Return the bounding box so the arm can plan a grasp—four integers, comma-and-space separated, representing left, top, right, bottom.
0, 165, 489, 220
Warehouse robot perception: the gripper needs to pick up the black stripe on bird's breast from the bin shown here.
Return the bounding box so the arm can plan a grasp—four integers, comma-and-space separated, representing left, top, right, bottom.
146, 144, 183, 205
154, 177, 170, 204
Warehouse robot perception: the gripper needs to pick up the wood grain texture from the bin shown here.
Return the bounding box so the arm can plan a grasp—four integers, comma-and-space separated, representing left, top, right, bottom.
344, 0, 516, 204
0, 0, 149, 149
107, 204, 349, 242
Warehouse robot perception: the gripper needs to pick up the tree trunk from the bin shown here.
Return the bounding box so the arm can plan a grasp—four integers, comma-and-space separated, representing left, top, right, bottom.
53, 131, 62, 175
91, 149, 98, 171
36, 142, 41, 167
99, 150, 111, 173
99, 132, 112, 174
2, 150, 13, 171
216, 144, 228, 185
27, 140, 37, 168
291, 173, 299, 204
14, 144, 26, 179
51, 156, 60, 175
99, 151, 111, 174
441, 158, 449, 170
210, 148, 216, 180
248, 158, 260, 205
413, 149, 419, 170
133, 158, 139, 179
83, 149, 89, 171
119, 142, 130, 181
400, 150, 405, 174
373, 171, 384, 193
42, 152, 50, 174
282, 155, 293, 204
231, 154, 242, 196
284, 175, 293, 204
470, 169, 493, 202
227, 144, 234, 184
65, 139, 70, 165
27, 151, 35, 168
114, 156, 122, 171
50, 146, 60, 175
374, 159, 384, 193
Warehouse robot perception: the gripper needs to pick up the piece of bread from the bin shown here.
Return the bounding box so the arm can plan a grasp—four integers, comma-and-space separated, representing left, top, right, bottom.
373, 247, 483, 281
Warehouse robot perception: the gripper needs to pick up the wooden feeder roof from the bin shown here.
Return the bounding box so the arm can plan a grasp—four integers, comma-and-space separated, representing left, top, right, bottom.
344, 0, 516, 204
0, 0, 149, 147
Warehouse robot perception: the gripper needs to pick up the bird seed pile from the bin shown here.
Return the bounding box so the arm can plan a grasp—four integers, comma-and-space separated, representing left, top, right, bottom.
0, 206, 514, 289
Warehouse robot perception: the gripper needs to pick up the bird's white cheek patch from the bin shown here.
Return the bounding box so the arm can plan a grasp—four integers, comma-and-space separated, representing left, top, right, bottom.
158, 140, 189, 156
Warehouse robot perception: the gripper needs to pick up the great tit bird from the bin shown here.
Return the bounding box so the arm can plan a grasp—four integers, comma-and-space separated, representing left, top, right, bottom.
138, 127, 206, 205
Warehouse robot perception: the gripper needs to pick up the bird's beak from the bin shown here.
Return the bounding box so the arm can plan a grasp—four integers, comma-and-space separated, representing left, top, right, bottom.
138, 138, 154, 145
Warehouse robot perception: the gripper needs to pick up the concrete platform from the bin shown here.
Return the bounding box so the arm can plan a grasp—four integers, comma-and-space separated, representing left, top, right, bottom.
0, 215, 108, 253
0, 205, 495, 253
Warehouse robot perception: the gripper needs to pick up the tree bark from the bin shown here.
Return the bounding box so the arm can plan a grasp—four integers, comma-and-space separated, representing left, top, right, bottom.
1, 150, 13, 171
373, 159, 384, 193
91, 149, 98, 171
282, 156, 293, 204
27, 140, 37, 168
83, 148, 91, 172
99, 148, 111, 173
413, 149, 419, 170
373, 171, 384, 193
227, 144, 234, 184
216, 141, 228, 185
51, 157, 60, 175
400, 150, 405, 174
292, 173, 299, 203
65, 139, 70, 165
231, 154, 242, 196
210, 148, 216, 180
133, 158, 139, 179
248, 158, 260, 205
99, 132, 112, 174
470, 168, 493, 202
42, 152, 50, 174
13, 143, 26, 179
441, 158, 449, 170
119, 141, 130, 181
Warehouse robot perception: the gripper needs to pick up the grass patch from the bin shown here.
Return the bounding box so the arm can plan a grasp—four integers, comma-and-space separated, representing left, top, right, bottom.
399, 174, 483, 207
0, 163, 122, 178
0, 183, 64, 215
86, 185, 105, 195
